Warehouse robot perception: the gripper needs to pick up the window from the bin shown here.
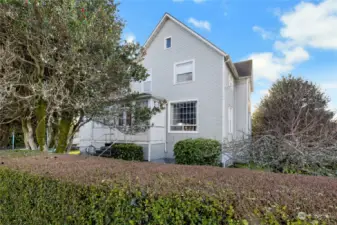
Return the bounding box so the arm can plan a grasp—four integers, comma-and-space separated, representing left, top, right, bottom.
141, 69, 152, 93
228, 73, 234, 90
169, 100, 197, 132
93, 122, 105, 128
228, 106, 233, 134
118, 111, 132, 126
174, 60, 195, 84
165, 37, 172, 49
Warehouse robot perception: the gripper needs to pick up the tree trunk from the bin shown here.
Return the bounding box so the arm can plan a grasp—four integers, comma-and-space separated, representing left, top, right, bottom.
56, 113, 72, 153
35, 100, 48, 152
26, 119, 37, 150
21, 119, 30, 150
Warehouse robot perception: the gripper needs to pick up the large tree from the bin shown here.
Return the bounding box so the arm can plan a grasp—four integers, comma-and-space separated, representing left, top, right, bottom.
0, 0, 160, 152
253, 75, 336, 143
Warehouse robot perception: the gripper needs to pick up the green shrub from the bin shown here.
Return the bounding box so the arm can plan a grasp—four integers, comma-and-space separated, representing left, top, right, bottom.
174, 138, 221, 166
0, 168, 330, 224
112, 143, 143, 161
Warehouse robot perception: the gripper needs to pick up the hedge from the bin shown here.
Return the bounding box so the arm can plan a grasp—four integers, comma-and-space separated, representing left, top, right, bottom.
0, 154, 336, 224
111, 143, 143, 161
174, 138, 221, 166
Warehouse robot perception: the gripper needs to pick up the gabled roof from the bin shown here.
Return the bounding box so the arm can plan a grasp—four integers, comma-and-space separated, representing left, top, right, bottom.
144, 13, 228, 57
143, 13, 253, 91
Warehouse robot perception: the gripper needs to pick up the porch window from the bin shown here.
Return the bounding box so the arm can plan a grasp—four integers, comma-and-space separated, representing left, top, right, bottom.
118, 111, 132, 126
118, 100, 149, 126
169, 100, 197, 132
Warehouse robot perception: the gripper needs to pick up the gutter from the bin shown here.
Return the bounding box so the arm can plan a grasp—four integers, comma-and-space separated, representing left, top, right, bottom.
224, 55, 240, 79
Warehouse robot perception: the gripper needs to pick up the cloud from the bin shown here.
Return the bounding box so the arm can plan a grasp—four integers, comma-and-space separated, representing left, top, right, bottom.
321, 82, 337, 90
259, 89, 269, 96
248, 52, 292, 81
125, 33, 136, 43
188, 18, 211, 31
172, 0, 184, 2
249, 0, 337, 83
283, 47, 310, 64
252, 26, 273, 40
280, 0, 337, 49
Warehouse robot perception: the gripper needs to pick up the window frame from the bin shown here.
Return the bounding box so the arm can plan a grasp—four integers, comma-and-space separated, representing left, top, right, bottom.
173, 59, 195, 85
228, 106, 233, 134
168, 99, 199, 133
228, 73, 234, 90
164, 36, 172, 49
141, 68, 152, 93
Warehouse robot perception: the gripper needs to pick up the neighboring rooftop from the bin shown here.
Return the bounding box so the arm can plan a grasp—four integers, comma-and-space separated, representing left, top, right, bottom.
234, 60, 253, 78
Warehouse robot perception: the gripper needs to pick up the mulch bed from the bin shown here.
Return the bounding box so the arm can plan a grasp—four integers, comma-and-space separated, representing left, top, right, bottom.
1, 154, 337, 219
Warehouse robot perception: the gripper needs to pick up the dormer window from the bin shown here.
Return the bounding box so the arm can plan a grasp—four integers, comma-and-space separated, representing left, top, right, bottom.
165, 37, 172, 49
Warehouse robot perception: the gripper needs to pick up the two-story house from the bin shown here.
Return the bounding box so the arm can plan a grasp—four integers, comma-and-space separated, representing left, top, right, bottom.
76, 13, 253, 164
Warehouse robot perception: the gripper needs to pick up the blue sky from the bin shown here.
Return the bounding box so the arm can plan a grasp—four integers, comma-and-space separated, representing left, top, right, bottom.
118, 0, 337, 113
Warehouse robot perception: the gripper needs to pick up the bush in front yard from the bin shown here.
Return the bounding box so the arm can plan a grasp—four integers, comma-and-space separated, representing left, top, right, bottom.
0, 155, 335, 224
111, 143, 143, 161
174, 138, 221, 166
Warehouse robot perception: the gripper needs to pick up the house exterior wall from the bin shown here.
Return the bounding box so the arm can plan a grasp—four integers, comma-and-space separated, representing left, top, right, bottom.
138, 19, 224, 158
150, 143, 166, 161
223, 64, 235, 140
149, 100, 166, 144
235, 79, 249, 138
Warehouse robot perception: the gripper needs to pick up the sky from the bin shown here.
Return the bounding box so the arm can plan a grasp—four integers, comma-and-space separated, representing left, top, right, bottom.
118, 0, 337, 113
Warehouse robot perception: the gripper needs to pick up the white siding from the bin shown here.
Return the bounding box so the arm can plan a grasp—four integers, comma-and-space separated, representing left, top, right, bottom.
143, 19, 224, 158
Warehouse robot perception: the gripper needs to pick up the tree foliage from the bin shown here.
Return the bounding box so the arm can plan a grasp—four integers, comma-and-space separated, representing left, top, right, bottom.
253, 75, 336, 143
0, 0, 160, 152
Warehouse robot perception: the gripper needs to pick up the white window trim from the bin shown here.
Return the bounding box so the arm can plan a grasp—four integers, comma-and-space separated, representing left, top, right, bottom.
173, 59, 195, 85
228, 73, 234, 90
228, 106, 233, 134
141, 68, 152, 93
167, 99, 199, 134
164, 36, 172, 50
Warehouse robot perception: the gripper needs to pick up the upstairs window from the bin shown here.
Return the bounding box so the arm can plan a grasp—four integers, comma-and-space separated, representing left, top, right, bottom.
165, 37, 172, 49
228, 73, 234, 90
174, 59, 195, 84
228, 106, 233, 134
141, 69, 152, 93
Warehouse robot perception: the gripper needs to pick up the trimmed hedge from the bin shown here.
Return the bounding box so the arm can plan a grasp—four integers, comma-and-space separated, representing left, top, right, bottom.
111, 143, 143, 161
174, 138, 221, 166
0, 167, 330, 225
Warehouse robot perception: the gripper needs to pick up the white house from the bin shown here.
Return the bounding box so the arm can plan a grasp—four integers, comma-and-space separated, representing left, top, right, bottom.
75, 13, 253, 163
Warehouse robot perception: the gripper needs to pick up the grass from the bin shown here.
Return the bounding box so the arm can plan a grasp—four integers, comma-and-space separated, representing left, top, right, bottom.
0, 149, 43, 158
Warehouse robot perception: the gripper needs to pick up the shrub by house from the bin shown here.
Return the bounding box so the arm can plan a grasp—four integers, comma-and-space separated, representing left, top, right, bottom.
174, 138, 221, 166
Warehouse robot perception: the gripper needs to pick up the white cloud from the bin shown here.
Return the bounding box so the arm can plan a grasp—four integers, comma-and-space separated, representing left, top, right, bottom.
125, 33, 136, 43
188, 18, 211, 31
283, 47, 310, 64
259, 89, 269, 96
280, 0, 337, 49
249, 0, 337, 83
252, 26, 273, 40
321, 82, 337, 90
248, 52, 292, 81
